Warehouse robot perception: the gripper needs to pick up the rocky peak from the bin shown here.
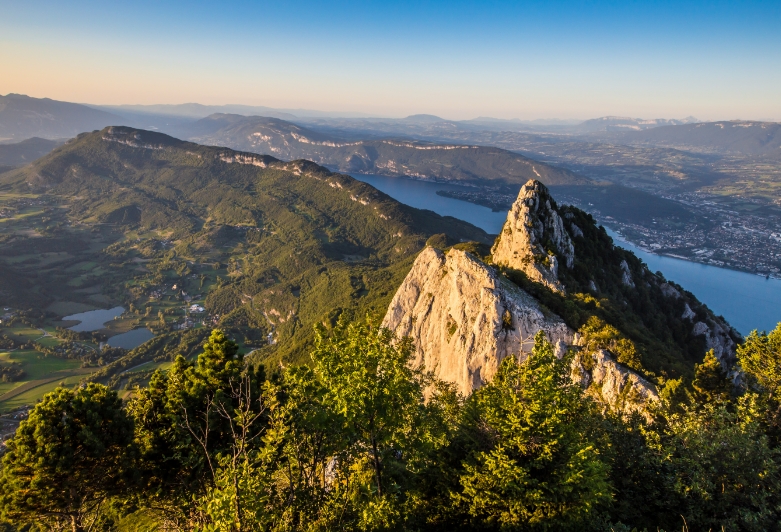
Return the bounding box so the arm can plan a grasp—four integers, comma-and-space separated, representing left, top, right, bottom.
382, 247, 658, 415
491, 180, 574, 293
382, 247, 573, 395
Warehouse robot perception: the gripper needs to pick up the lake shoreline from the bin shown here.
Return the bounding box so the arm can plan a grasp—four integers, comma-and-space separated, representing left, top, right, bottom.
350, 173, 781, 335
607, 229, 781, 281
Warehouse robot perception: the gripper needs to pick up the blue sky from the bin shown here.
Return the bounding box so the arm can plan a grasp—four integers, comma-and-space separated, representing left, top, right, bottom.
1, 0, 779, 120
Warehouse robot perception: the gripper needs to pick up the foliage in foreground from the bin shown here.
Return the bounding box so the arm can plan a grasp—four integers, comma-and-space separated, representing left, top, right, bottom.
1, 323, 781, 531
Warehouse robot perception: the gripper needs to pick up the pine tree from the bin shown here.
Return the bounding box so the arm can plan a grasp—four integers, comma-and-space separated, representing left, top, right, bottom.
458, 332, 611, 529
0, 384, 135, 532
691, 349, 732, 404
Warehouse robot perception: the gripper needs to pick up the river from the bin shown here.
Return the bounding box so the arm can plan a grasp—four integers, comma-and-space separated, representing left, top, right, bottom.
352, 173, 781, 336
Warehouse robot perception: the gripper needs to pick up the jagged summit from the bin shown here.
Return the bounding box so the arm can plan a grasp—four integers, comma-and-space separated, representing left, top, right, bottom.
382, 180, 742, 416
491, 179, 575, 293
382, 247, 573, 395
381, 246, 659, 416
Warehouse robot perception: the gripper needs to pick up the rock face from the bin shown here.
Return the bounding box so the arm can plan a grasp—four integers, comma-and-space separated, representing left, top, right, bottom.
691, 318, 738, 371
382, 247, 573, 395
380, 178, 745, 416
660, 282, 739, 372
382, 247, 659, 413
491, 180, 574, 293
572, 349, 658, 417
619, 260, 635, 287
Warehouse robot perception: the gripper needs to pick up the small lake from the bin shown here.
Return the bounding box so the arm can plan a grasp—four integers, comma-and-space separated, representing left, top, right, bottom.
351, 173, 781, 336
107, 328, 155, 350
63, 306, 125, 332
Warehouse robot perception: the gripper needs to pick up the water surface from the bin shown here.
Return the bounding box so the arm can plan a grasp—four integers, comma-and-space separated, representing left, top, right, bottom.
354, 174, 506, 234
107, 328, 155, 350
63, 306, 124, 332
351, 173, 781, 335
606, 230, 781, 335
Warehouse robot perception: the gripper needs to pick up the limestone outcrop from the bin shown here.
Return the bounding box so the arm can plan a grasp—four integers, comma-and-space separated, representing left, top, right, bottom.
381, 247, 658, 414
381, 247, 573, 395
491, 180, 574, 293
572, 349, 658, 417
691, 317, 738, 370
662, 282, 739, 371
380, 178, 741, 416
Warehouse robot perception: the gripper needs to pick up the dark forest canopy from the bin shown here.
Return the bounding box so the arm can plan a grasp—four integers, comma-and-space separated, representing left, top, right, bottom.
0, 324, 780, 531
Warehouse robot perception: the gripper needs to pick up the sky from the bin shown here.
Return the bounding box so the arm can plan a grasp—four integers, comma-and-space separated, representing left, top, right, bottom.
1, 0, 779, 121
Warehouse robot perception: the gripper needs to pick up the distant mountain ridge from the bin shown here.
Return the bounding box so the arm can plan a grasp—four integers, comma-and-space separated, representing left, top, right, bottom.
619, 120, 781, 156
0, 137, 62, 167
93, 103, 373, 119
179, 113, 589, 187
573, 115, 700, 133
0, 94, 123, 140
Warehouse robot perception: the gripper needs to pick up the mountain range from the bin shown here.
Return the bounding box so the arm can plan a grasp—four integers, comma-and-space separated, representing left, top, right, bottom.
176, 113, 588, 187
1, 93, 712, 141
0, 127, 739, 386
621, 120, 781, 156
0, 126, 487, 365
0, 94, 122, 141
0, 137, 62, 172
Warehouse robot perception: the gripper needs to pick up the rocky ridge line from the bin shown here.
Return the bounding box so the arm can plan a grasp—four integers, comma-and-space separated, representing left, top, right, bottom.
382, 246, 659, 417
491, 180, 574, 293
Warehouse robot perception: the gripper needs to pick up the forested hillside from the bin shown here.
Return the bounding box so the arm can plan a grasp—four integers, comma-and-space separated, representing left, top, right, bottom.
0, 126, 488, 368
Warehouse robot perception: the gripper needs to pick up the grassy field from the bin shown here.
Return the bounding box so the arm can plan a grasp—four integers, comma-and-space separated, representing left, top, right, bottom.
0, 326, 45, 343
122, 359, 172, 374
34, 336, 62, 348
0, 350, 81, 379
0, 374, 88, 412
0, 350, 90, 412
0, 207, 46, 223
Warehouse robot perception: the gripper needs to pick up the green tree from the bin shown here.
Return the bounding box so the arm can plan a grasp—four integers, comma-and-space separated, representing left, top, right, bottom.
0, 384, 135, 532
691, 349, 732, 405
310, 318, 443, 530
647, 396, 781, 531
739, 324, 781, 395
128, 329, 252, 526
738, 323, 781, 440
458, 332, 611, 530
196, 366, 337, 532
737, 323, 781, 397
194, 320, 449, 531
578, 316, 642, 371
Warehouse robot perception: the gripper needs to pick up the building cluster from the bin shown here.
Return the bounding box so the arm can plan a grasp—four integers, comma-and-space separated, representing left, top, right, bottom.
589, 193, 781, 277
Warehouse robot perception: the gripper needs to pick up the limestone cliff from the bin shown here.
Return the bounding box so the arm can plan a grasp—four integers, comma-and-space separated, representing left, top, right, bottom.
658, 282, 738, 372
382, 247, 658, 415
491, 180, 574, 293
382, 247, 572, 395
381, 179, 746, 416
572, 349, 658, 417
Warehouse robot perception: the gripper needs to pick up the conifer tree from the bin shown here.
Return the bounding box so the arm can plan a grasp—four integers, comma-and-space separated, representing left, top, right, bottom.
458, 332, 610, 529
691, 349, 732, 404
0, 384, 135, 532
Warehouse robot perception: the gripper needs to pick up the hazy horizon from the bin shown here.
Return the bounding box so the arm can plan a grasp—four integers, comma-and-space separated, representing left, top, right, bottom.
1, 0, 780, 121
